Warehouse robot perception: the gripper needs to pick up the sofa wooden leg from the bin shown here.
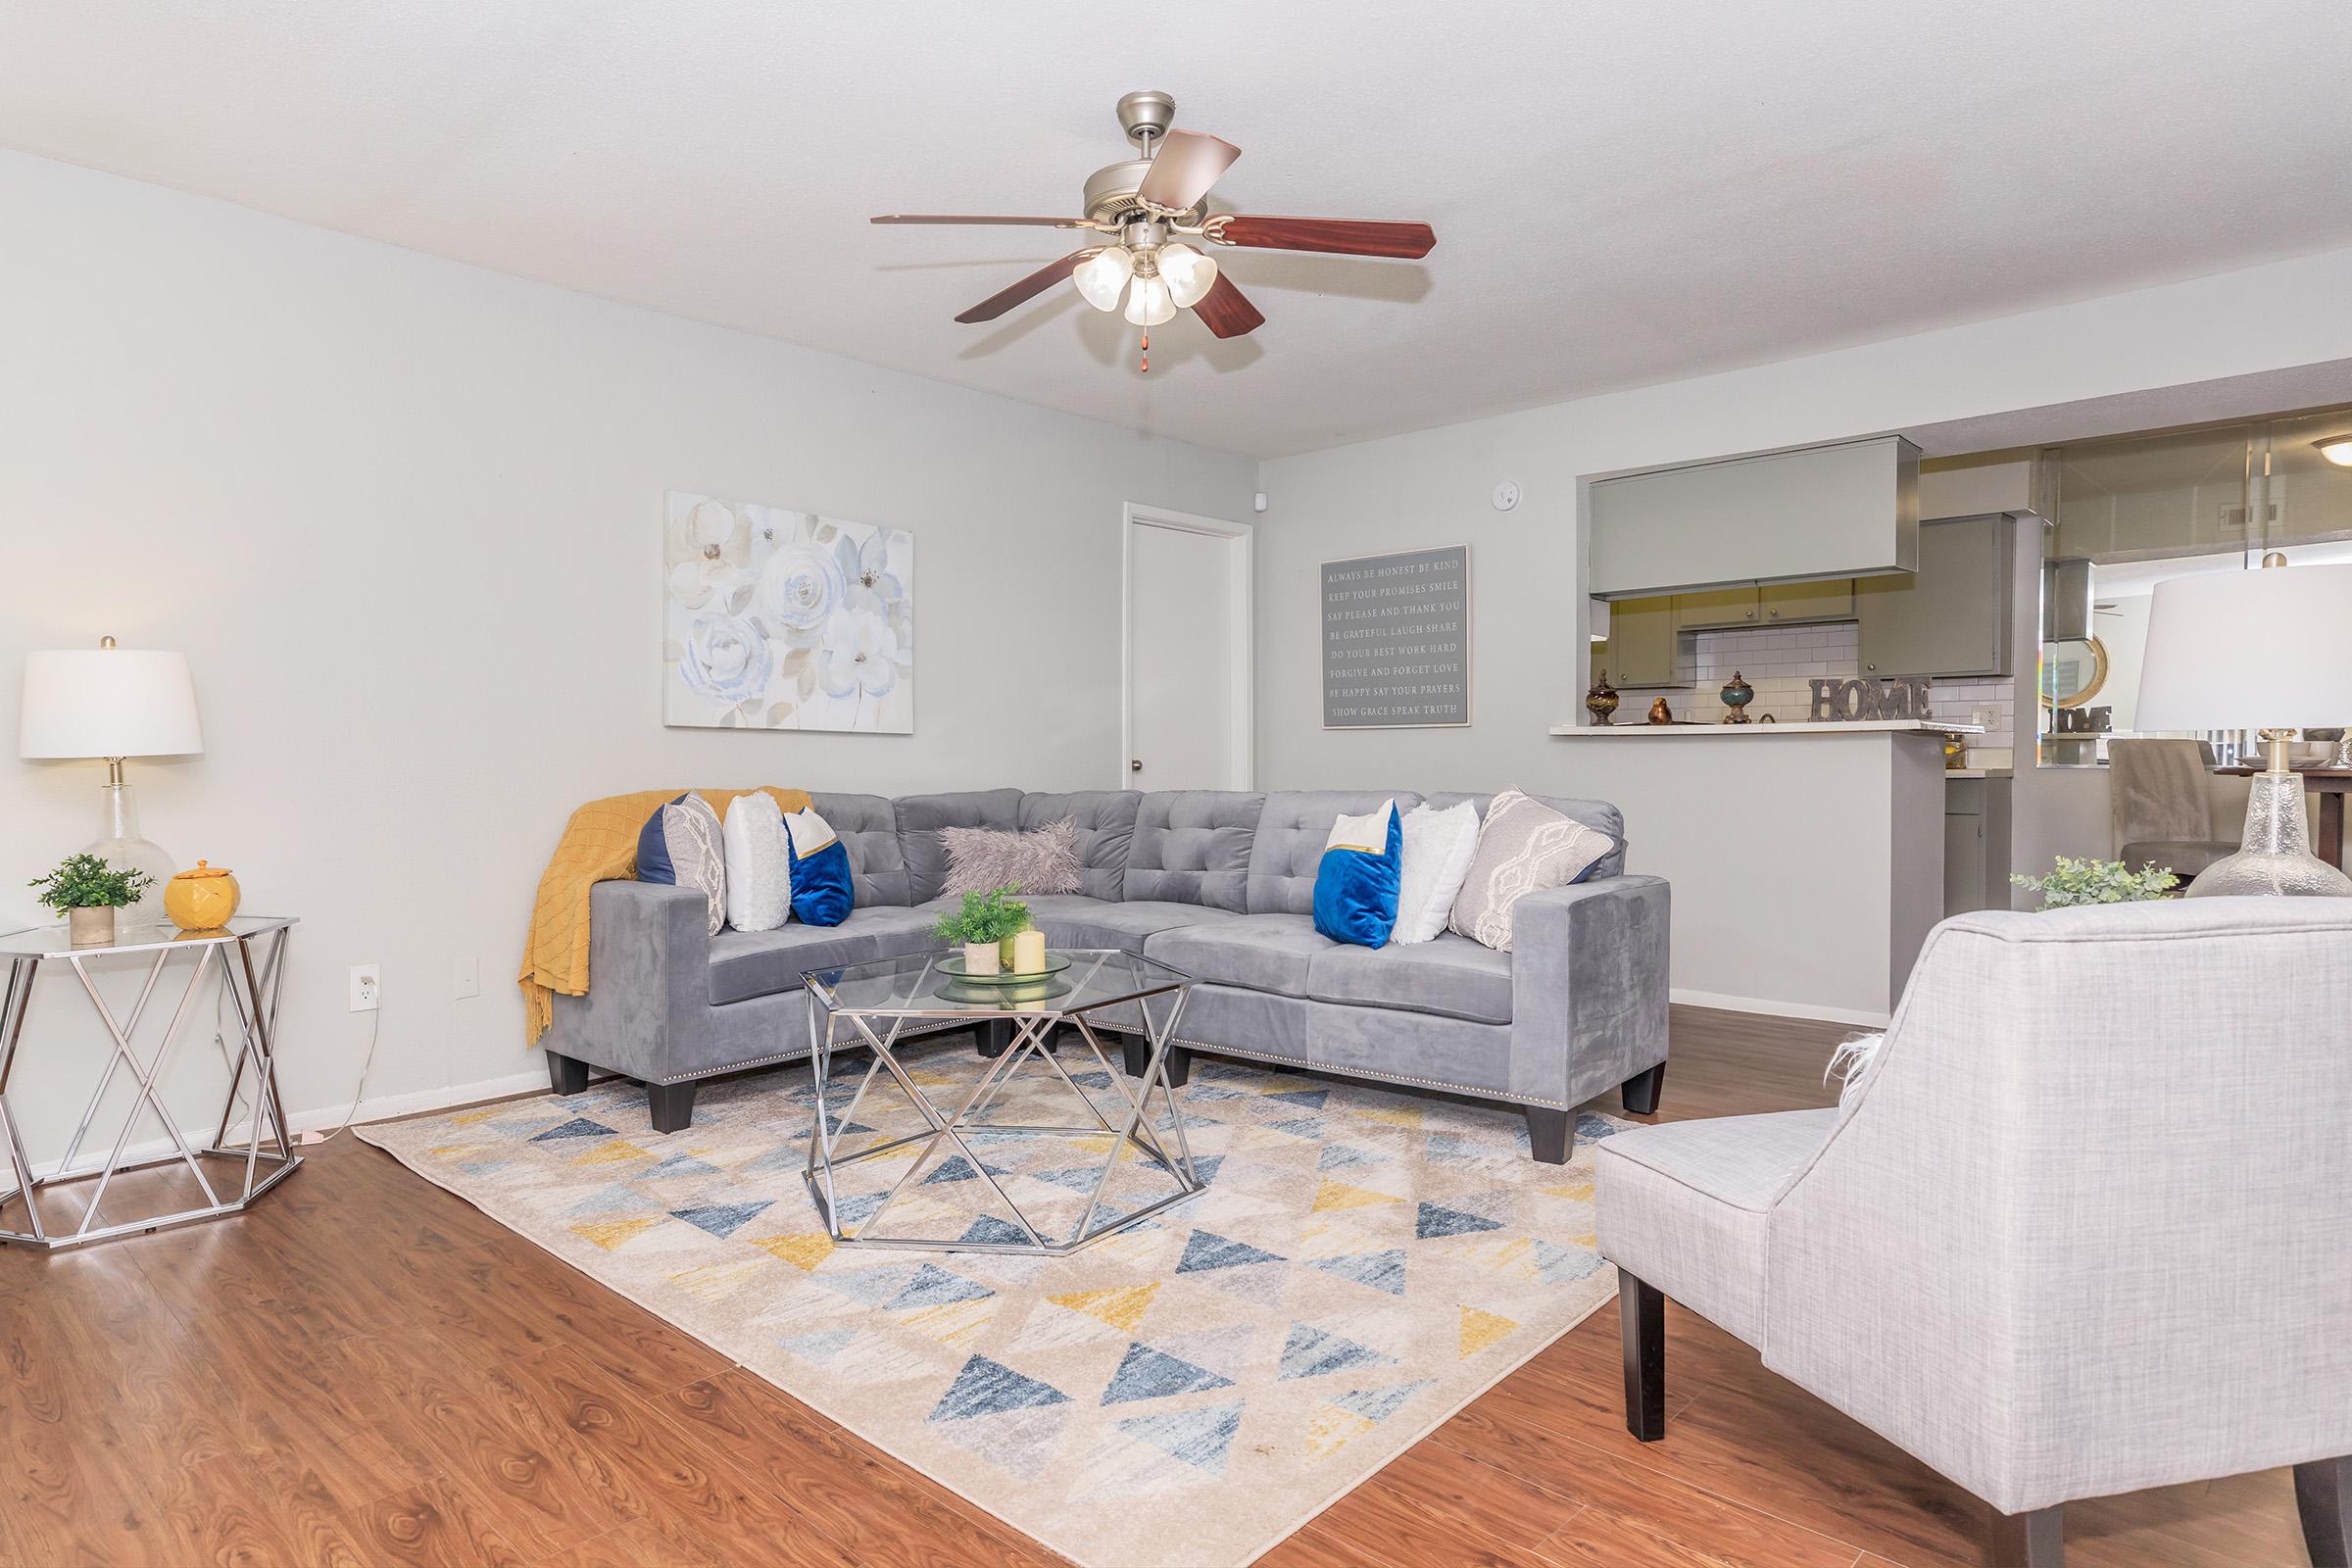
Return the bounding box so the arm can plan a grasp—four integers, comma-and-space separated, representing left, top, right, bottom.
1525, 1105, 1572, 1164
2297, 1455, 2351, 1568
1118, 1037, 1192, 1088
546, 1051, 589, 1096
1620, 1061, 1667, 1115
975, 1019, 1013, 1059
1984, 1504, 2064, 1567
1620, 1269, 1666, 1442
648, 1080, 697, 1135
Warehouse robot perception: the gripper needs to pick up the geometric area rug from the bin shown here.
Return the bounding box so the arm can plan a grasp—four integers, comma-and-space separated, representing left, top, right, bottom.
359, 1040, 1625, 1568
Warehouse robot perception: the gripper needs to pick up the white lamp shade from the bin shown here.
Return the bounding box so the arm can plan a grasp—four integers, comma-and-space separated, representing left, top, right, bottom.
19, 649, 204, 760
2134, 564, 2352, 731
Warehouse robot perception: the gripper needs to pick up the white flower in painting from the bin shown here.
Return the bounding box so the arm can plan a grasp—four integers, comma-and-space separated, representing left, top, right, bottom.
815, 605, 901, 701
846, 529, 906, 610
666, 500, 752, 608
757, 543, 844, 642
679, 613, 774, 707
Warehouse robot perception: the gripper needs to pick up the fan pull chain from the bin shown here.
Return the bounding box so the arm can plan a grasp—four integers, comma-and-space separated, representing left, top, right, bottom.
1140, 332, 1150, 373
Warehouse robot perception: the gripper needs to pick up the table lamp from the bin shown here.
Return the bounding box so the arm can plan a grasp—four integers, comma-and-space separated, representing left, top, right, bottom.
19, 637, 204, 924
2135, 557, 2352, 897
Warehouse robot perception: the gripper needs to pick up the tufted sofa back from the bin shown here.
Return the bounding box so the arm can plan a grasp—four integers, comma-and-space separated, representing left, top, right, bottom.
1019, 791, 1141, 901
1245, 791, 1423, 914
809, 792, 912, 906
1123, 791, 1265, 910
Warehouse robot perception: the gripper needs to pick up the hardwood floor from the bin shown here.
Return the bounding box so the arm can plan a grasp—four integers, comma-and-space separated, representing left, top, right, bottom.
0, 1005, 2315, 1567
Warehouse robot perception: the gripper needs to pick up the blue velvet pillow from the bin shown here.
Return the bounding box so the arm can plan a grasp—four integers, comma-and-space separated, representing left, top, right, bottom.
782, 806, 854, 927
1311, 800, 1403, 949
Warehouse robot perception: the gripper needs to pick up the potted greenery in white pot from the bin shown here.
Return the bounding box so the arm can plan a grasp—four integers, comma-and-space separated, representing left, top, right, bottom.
2010, 856, 2179, 908
932, 886, 1031, 975
30, 853, 158, 948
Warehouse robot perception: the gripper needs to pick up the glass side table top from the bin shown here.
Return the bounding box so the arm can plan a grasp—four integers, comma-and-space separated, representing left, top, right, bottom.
0, 915, 298, 961
805, 948, 1190, 1017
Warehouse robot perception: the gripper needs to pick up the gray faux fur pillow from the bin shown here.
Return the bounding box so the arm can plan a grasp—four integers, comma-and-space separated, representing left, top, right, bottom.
940, 817, 1083, 897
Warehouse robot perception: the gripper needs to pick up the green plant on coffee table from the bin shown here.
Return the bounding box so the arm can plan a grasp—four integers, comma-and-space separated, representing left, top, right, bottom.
932, 885, 1032, 946
28, 853, 155, 912
2009, 855, 2179, 908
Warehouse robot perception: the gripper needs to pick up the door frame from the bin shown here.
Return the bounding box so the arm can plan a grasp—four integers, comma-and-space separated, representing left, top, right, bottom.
1120, 501, 1254, 791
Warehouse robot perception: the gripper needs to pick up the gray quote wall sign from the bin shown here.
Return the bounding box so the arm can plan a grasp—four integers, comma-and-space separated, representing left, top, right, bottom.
1321, 545, 1470, 728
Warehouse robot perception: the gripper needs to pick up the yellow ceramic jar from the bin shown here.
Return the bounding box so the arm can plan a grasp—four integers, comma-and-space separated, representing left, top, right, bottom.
164, 860, 241, 932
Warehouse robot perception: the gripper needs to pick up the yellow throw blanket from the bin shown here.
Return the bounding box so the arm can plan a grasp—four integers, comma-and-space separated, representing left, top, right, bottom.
518, 786, 811, 1043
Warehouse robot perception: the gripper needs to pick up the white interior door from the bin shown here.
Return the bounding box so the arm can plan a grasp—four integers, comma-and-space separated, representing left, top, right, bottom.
1124, 506, 1251, 791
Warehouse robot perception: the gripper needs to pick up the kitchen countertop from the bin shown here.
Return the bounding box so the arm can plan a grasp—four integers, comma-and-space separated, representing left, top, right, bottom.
1550, 719, 1984, 738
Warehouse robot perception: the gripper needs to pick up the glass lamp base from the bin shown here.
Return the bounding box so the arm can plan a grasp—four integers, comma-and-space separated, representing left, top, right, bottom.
2185, 771, 2352, 898
87, 781, 175, 926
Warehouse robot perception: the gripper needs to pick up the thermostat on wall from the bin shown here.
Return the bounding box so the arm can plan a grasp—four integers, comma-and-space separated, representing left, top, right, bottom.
1492, 480, 1521, 513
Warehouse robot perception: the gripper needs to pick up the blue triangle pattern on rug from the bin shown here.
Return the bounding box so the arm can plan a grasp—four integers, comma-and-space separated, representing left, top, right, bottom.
1265, 1088, 1330, 1111
1279, 1322, 1398, 1380
1175, 1230, 1286, 1273
563, 1187, 643, 1217
922, 1153, 1007, 1186
1308, 1249, 1407, 1297
1318, 1143, 1386, 1173
830, 1191, 891, 1226
887, 1263, 995, 1311
931, 1355, 1070, 1422
819, 1263, 921, 1306
1415, 1200, 1504, 1240
1577, 1111, 1621, 1141
1424, 1132, 1494, 1166
958, 1215, 1034, 1247
779, 1327, 858, 1363
1266, 1116, 1327, 1141
1100, 1342, 1236, 1405
1534, 1239, 1605, 1285
669, 1200, 772, 1238
1331, 1379, 1433, 1424
530, 1116, 614, 1142
457, 1158, 512, 1177
1116, 1401, 1244, 1473
642, 1153, 718, 1181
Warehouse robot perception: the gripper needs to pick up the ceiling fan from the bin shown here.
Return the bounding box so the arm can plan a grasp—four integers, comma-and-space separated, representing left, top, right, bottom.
872, 90, 1435, 367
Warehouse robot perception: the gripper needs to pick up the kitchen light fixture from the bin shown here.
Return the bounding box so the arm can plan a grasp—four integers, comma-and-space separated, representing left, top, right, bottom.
2315, 436, 2352, 466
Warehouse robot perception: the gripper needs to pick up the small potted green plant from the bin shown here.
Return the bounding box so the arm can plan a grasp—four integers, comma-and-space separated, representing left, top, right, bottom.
2010, 856, 2179, 908
29, 853, 157, 948
931, 886, 1031, 976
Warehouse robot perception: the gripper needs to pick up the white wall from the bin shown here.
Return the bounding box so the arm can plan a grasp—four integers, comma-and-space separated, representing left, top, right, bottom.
0, 152, 1255, 1167
1254, 243, 2352, 1006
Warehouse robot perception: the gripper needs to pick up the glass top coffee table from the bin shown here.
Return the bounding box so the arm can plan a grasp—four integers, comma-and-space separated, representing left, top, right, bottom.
800, 949, 1201, 1255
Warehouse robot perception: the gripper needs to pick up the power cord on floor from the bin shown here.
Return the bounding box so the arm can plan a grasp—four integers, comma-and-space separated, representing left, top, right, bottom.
300, 1004, 381, 1146
206, 967, 383, 1148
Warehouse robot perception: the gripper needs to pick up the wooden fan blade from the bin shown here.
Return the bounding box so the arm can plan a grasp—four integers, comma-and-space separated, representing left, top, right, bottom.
872, 214, 1088, 226
1136, 129, 1241, 213
955, 250, 1099, 323
1192, 272, 1265, 339
1212, 217, 1436, 258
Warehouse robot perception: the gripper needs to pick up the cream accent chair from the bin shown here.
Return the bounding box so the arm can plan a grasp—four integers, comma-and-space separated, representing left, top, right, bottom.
1596, 899, 2352, 1567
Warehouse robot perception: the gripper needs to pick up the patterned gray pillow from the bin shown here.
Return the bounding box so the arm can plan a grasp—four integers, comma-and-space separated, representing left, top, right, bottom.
644, 793, 727, 937
1446, 789, 1614, 952
941, 818, 1083, 897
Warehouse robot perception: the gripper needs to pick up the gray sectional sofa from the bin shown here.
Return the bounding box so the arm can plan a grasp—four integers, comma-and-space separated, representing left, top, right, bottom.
539, 787, 1670, 1162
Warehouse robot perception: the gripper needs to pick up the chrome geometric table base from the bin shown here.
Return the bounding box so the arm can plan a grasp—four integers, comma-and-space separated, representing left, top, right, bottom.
0, 920, 301, 1250
803, 976, 1201, 1256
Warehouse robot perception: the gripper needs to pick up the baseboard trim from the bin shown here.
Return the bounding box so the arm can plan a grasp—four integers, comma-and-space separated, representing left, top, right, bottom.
23, 1067, 555, 1182
1670, 988, 1889, 1029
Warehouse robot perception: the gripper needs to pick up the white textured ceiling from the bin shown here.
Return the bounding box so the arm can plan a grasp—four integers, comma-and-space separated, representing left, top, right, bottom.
6, 1, 2352, 458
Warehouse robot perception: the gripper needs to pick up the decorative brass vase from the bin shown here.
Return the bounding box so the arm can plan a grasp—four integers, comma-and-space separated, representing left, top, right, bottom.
1585, 671, 1620, 726
1719, 670, 1753, 723
1646, 696, 1675, 725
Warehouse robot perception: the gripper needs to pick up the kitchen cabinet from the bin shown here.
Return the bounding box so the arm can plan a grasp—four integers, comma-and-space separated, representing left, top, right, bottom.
1942, 775, 2013, 916
1855, 514, 2013, 678
1758, 578, 1854, 624
1595, 594, 1679, 688
1674, 586, 1760, 630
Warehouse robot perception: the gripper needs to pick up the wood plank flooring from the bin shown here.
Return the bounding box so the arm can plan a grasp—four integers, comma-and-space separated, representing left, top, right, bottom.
0, 1005, 2316, 1567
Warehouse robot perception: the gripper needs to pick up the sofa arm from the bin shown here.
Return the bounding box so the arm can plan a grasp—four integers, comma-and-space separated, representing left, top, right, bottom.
1507, 873, 1671, 1108
541, 881, 710, 1081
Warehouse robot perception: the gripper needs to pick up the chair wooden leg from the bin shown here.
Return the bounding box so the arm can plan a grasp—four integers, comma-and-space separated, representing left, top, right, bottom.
1620, 1061, 1667, 1115
1984, 1504, 2063, 1567
545, 1051, 589, 1096
2298, 1455, 2351, 1568
1619, 1269, 1666, 1441
1525, 1105, 1572, 1164
648, 1080, 697, 1135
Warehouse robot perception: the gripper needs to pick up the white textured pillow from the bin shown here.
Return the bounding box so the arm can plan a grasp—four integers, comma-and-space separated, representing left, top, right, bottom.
1393, 801, 1481, 944
1447, 789, 1615, 952
722, 793, 793, 932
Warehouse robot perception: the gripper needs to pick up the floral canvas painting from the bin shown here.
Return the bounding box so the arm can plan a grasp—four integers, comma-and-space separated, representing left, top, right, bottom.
662, 492, 914, 733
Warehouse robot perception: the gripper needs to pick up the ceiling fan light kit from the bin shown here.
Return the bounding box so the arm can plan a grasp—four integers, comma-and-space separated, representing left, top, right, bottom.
872, 90, 1436, 367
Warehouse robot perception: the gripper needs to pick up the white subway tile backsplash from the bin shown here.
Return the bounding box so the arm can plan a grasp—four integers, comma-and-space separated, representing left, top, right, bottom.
1627, 618, 2019, 742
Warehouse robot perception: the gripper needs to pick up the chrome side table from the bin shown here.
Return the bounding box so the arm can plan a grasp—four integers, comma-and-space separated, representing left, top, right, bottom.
802, 948, 1201, 1255
0, 916, 301, 1250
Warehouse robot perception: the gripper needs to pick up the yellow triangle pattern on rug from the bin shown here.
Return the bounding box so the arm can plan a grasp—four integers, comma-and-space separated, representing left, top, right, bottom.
360, 1040, 1627, 1568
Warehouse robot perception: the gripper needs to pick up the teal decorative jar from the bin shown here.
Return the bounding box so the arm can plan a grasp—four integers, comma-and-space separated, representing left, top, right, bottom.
1719, 670, 1754, 723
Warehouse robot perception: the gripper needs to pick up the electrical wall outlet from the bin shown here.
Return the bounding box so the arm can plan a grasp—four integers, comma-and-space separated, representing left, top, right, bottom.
1974, 705, 2001, 731
349, 963, 380, 1012
452, 956, 479, 1000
